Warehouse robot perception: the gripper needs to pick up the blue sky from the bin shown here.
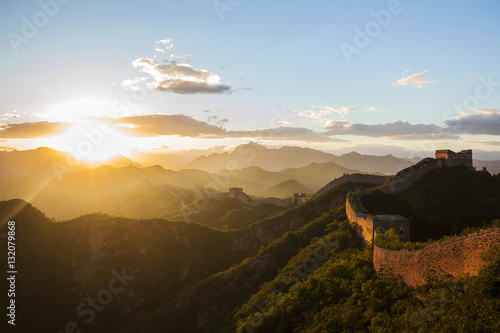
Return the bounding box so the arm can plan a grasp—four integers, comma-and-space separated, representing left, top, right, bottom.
1, 0, 500, 161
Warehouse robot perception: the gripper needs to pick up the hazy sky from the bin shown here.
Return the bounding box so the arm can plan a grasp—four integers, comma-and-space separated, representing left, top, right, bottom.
1, 0, 500, 161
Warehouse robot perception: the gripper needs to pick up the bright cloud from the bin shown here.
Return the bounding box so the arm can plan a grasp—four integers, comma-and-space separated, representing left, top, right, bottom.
1, 112, 20, 120
392, 70, 440, 88
154, 38, 175, 54
299, 105, 356, 124
124, 38, 231, 94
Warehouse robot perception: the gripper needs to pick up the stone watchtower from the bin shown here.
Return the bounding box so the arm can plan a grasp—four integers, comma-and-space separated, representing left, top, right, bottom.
293, 193, 307, 204
435, 149, 473, 169
228, 187, 243, 198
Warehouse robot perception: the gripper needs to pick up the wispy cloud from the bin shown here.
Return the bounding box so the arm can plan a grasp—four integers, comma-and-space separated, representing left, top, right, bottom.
445, 109, 500, 136
324, 119, 459, 140
1, 110, 22, 120
116, 114, 226, 137
121, 77, 148, 91
366, 106, 379, 112
124, 38, 231, 94
1, 113, 20, 118
204, 110, 229, 126
114, 114, 342, 142
1, 113, 20, 121
152, 145, 171, 151
153, 38, 175, 54
299, 105, 356, 124
0, 114, 340, 143
229, 127, 346, 142
0, 146, 16, 151
467, 140, 500, 146
323, 109, 500, 140
0, 121, 68, 138
6, 109, 499, 143
392, 70, 440, 88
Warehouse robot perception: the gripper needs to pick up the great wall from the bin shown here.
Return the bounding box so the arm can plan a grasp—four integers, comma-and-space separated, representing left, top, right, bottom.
373, 228, 500, 286
345, 194, 410, 243
207, 187, 294, 207
344, 149, 500, 287
203, 149, 499, 287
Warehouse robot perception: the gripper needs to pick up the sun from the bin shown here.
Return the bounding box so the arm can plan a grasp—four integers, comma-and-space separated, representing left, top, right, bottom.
46, 98, 114, 122
50, 120, 134, 163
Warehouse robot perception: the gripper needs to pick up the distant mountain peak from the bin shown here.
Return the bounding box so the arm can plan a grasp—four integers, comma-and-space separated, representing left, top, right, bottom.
144, 164, 166, 171
258, 178, 313, 198
235, 141, 267, 150
247, 141, 264, 146
182, 142, 412, 174
342, 151, 362, 156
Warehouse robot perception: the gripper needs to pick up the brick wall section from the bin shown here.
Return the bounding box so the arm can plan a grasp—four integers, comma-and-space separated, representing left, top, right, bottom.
344, 155, 497, 287
346, 197, 373, 244
253, 197, 291, 207
209, 190, 291, 207
346, 197, 410, 243
378, 158, 444, 194
373, 228, 500, 287
377, 157, 474, 194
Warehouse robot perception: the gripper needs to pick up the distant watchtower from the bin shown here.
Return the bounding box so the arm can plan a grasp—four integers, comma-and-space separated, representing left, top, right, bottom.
293, 193, 307, 204
229, 187, 243, 198
435, 149, 473, 169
